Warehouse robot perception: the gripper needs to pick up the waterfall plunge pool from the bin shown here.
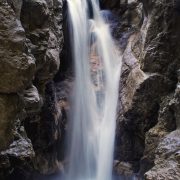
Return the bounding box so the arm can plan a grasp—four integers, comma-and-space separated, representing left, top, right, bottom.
28, 173, 139, 180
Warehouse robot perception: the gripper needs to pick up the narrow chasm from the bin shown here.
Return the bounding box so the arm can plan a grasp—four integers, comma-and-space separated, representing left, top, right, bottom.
0, 0, 180, 180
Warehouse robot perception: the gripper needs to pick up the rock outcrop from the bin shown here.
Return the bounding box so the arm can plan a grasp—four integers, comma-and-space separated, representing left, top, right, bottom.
0, 0, 180, 179
0, 0, 63, 179
0, 1, 35, 93
110, 0, 180, 179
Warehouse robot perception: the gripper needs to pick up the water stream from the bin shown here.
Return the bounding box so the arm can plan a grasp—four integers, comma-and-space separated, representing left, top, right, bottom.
65, 0, 122, 180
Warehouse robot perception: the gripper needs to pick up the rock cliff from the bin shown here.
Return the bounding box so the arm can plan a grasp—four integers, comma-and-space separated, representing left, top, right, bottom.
108, 0, 180, 179
0, 0, 63, 179
0, 0, 180, 179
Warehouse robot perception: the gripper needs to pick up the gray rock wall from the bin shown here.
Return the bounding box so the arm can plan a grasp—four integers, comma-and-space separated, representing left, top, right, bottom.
0, 0, 64, 179
108, 0, 180, 179
0, 0, 180, 179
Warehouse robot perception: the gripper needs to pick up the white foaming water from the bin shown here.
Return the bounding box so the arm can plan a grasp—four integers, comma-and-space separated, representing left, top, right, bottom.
66, 0, 122, 180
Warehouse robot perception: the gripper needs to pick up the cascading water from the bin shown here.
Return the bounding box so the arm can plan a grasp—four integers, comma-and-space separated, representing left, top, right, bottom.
66, 0, 122, 180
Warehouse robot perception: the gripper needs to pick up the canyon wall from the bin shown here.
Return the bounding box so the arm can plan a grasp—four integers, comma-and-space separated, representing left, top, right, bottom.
0, 0, 64, 179
107, 0, 180, 179
0, 0, 180, 179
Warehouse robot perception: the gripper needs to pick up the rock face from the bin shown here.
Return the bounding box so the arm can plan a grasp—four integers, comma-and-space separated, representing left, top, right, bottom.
0, 95, 20, 151
145, 130, 180, 180
0, 0, 180, 179
0, 0, 63, 179
0, 1, 35, 93
109, 0, 180, 179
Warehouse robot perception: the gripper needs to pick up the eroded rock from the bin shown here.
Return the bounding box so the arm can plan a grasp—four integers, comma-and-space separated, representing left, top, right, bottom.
115, 1, 180, 177
0, 94, 20, 150
23, 85, 41, 114
0, 0, 64, 177
21, 0, 49, 30
0, 2, 35, 93
1, 138, 34, 159
114, 161, 134, 176
145, 130, 180, 180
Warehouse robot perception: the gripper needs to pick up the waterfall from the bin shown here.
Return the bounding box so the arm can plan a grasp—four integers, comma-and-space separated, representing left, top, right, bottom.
66, 0, 122, 180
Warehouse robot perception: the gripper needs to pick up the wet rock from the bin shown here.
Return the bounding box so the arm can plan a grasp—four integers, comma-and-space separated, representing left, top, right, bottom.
7, 0, 23, 19
174, 70, 180, 128
24, 81, 64, 174
21, 0, 63, 175
120, 34, 147, 112
0, 136, 35, 180
116, 30, 173, 164
0, 0, 64, 177
21, 0, 63, 90
0, 138, 34, 159
140, 94, 177, 175
36, 31, 61, 84
101, 0, 143, 28
21, 0, 49, 30
140, 69, 180, 177
115, 1, 180, 177
0, 155, 11, 180
100, 0, 119, 9
114, 161, 134, 176
1, 0, 179, 179
145, 130, 180, 180
0, 2, 35, 93
122, 0, 143, 28
0, 94, 20, 151
117, 72, 172, 164
140, 0, 180, 75
23, 85, 41, 114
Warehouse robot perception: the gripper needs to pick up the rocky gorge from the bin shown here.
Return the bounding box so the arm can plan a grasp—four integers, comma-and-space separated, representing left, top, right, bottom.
0, 0, 180, 180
